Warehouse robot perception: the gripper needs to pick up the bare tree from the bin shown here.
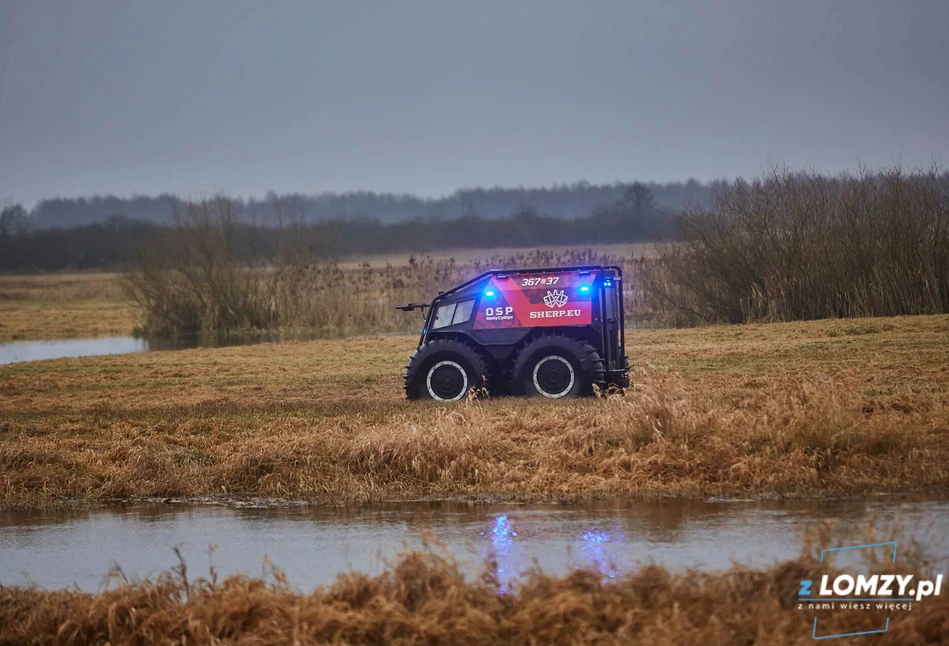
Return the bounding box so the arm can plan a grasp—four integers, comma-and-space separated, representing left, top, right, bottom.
0, 202, 27, 237
622, 182, 656, 219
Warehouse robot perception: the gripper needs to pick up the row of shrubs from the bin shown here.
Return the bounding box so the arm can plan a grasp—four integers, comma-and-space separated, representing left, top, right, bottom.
124, 165, 949, 335
649, 165, 949, 324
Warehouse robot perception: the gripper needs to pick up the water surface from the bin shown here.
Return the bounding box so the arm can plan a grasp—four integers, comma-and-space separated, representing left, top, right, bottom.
0, 334, 327, 365
1, 498, 945, 592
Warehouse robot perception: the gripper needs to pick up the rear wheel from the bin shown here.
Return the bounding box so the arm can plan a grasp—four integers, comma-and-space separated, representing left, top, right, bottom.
532, 355, 576, 397
513, 334, 604, 398
404, 339, 490, 401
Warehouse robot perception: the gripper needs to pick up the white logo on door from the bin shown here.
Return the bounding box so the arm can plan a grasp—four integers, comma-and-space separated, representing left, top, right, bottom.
544, 289, 568, 308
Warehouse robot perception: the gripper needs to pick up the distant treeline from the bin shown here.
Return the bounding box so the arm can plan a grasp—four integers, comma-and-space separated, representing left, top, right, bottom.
0, 215, 156, 271
17, 179, 712, 229
0, 185, 673, 271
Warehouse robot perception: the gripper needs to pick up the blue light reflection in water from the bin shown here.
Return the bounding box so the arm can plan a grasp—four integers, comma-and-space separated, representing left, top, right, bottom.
576, 528, 623, 581
481, 514, 519, 594
481, 515, 625, 592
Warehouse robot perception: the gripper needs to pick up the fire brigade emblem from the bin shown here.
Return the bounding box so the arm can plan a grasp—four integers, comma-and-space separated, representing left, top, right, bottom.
544, 289, 568, 308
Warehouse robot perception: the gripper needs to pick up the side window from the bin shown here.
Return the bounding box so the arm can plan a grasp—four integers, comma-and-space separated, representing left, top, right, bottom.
432, 303, 457, 329
452, 299, 474, 325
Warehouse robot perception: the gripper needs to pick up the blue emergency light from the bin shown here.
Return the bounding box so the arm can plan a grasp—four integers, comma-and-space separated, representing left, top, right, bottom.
579, 285, 590, 293
484, 289, 496, 297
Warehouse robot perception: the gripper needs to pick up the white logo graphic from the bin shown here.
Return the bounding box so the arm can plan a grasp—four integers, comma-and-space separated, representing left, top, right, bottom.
544, 289, 568, 308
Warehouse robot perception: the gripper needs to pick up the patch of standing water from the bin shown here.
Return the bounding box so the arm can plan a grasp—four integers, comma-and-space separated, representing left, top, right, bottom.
0, 336, 150, 364
1, 498, 946, 592
0, 333, 338, 365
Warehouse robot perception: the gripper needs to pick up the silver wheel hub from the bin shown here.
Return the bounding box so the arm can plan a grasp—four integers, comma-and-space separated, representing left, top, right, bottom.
426, 360, 468, 401
532, 355, 575, 398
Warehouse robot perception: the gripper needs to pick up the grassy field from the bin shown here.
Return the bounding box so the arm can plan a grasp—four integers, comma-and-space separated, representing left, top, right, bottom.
1, 314, 947, 509
2, 533, 946, 645
0, 272, 139, 342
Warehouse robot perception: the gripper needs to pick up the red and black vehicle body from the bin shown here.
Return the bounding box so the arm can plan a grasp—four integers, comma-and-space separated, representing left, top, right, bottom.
397, 265, 629, 401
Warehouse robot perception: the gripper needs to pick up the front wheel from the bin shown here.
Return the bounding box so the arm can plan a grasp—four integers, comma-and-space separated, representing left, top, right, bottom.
404, 339, 490, 401
512, 334, 604, 398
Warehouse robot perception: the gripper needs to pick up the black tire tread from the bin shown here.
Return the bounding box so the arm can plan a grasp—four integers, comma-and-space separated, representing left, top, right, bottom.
511, 332, 605, 397
404, 338, 491, 400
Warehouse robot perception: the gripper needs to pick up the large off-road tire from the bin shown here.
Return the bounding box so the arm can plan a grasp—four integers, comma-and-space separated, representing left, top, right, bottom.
512, 334, 605, 398
404, 339, 491, 401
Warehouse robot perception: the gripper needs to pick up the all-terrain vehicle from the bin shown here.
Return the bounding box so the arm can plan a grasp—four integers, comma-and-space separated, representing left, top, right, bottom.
397, 265, 629, 401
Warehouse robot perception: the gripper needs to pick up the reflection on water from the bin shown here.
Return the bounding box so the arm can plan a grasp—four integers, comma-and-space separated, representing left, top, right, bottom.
1, 498, 945, 592
577, 528, 622, 580
0, 333, 333, 365
483, 515, 518, 593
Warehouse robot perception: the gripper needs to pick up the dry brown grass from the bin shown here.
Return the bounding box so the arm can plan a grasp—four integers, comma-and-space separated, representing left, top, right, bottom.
0, 272, 138, 342
1, 314, 947, 509
1, 531, 947, 645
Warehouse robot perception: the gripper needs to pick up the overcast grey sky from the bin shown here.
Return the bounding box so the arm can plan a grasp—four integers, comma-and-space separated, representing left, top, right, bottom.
1, 0, 947, 206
